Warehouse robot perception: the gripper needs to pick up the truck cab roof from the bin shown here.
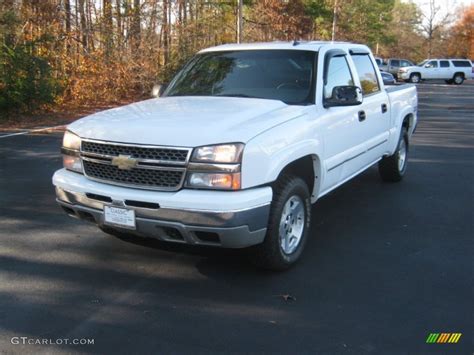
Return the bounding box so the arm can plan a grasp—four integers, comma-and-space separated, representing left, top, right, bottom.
200, 41, 371, 54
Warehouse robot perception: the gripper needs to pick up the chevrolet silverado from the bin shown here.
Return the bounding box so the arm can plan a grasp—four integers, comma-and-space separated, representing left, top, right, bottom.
53, 41, 418, 270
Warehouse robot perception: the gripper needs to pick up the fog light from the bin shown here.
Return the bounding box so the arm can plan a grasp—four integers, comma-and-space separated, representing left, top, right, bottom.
63, 155, 83, 173
186, 172, 241, 190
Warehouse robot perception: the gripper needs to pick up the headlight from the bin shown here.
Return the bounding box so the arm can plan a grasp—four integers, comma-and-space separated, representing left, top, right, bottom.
62, 130, 81, 151
61, 131, 82, 173
186, 172, 241, 190
187, 143, 244, 190
191, 143, 244, 163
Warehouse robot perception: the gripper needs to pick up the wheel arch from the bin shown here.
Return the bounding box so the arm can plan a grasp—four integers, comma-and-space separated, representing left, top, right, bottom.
402, 113, 414, 133
273, 154, 322, 203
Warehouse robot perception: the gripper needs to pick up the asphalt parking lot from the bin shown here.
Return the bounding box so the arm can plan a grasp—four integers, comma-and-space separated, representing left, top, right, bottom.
0, 82, 473, 354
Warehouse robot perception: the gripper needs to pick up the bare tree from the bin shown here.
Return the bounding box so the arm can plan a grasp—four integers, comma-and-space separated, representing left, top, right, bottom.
419, 0, 451, 58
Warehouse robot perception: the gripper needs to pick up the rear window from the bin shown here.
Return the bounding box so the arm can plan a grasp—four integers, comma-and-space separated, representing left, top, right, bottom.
451, 60, 471, 67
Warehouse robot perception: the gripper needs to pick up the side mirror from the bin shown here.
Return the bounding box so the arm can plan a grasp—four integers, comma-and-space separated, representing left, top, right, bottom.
324, 86, 363, 108
151, 83, 167, 98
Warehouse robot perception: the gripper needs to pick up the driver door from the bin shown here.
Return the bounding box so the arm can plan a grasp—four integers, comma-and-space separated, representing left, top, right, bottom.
423, 60, 439, 79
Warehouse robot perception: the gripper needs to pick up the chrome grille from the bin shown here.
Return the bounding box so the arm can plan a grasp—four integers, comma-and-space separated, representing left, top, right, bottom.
80, 140, 190, 191
81, 141, 189, 163
83, 160, 184, 189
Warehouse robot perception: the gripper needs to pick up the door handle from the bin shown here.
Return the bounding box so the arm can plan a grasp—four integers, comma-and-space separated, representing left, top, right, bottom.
358, 110, 366, 122
381, 103, 388, 113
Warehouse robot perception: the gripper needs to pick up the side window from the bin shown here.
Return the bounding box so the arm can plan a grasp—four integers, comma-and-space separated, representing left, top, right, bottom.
351, 54, 381, 96
324, 55, 354, 99
425, 60, 438, 68
440, 60, 450, 68
452, 60, 471, 67
391, 59, 400, 67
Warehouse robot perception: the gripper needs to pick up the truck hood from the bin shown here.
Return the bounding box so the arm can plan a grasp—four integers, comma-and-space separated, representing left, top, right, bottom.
68, 96, 306, 147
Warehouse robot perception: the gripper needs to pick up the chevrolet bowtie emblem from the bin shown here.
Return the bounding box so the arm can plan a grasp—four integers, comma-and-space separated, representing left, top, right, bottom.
111, 155, 137, 170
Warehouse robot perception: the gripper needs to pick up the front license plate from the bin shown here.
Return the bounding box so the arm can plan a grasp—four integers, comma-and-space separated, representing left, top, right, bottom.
104, 206, 136, 229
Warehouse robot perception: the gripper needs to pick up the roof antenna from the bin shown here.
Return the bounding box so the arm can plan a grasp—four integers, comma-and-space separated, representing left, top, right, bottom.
293, 40, 300, 46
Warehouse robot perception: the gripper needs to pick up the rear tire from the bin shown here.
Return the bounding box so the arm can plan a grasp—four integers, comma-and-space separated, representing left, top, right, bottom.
453, 73, 464, 85
409, 73, 421, 84
378, 129, 409, 182
251, 174, 311, 271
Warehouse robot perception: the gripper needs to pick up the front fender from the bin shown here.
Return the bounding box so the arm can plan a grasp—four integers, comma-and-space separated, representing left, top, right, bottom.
241, 116, 323, 194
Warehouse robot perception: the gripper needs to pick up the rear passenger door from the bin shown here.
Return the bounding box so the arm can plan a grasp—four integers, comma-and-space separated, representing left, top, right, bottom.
439, 60, 451, 79
346, 51, 391, 175
388, 59, 400, 75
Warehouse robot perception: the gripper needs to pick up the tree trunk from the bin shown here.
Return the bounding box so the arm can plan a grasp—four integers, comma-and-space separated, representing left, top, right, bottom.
78, 0, 88, 50
65, 0, 71, 40
103, 0, 113, 57
131, 0, 141, 53
115, 0, 122, 50
163, 0, 169, 65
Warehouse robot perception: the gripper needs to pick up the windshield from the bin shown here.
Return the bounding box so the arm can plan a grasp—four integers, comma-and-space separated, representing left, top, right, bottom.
165, 50, 317, 105
417, 60, 427, 66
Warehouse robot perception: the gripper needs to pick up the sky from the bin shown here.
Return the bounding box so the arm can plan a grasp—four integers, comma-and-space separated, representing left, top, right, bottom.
409, 0, 473, 20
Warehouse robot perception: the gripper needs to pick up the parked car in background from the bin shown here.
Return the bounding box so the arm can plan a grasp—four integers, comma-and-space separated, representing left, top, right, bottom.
398, 59, 474, 85
379, 58, 414, 78
381, 71, 396, 85
374, 57, 383, 67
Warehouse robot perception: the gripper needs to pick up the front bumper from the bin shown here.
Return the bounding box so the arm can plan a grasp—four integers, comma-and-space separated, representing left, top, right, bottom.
53, 169, 272, 248
398, 72, 410, 80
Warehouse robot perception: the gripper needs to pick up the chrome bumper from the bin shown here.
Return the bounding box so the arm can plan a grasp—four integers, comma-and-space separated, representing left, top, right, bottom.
56, 187, 269, 248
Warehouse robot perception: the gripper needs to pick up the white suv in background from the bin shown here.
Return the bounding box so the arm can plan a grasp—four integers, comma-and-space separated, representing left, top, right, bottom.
398, 59, 473, 85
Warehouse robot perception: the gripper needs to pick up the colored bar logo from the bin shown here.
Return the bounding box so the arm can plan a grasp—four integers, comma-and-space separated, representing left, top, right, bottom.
426, 333, 462, 343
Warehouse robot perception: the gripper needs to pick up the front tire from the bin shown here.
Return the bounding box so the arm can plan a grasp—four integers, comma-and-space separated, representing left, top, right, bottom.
410, 73, 421, 84
378, 130, 409, 182
252, 174, 311, 271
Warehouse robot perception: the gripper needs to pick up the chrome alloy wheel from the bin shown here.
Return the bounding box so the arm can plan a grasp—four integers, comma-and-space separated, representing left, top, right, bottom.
279, 195, 305, 255
398, 138, 407, 172
411, 74, 420, 83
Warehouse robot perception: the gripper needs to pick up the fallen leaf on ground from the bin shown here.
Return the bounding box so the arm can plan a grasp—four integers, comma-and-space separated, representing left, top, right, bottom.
276, 294, 296, 301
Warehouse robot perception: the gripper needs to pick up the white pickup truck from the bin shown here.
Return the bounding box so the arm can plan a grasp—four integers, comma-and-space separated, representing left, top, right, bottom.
53, 41, 417, 270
